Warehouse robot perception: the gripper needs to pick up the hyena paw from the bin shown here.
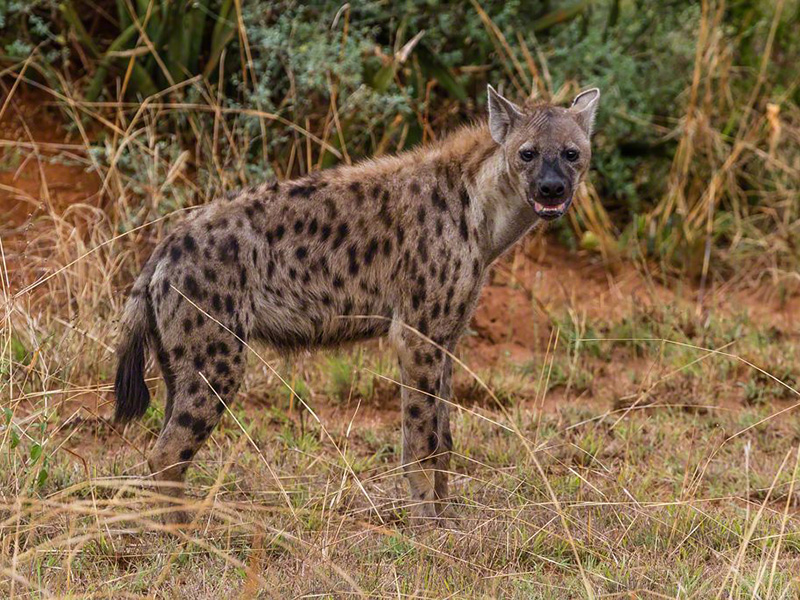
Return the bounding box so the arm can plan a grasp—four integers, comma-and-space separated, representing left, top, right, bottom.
436, 503, 460, 530
161, 508, 192, 530
408, 501, 440, 530
408, 501, 460, 530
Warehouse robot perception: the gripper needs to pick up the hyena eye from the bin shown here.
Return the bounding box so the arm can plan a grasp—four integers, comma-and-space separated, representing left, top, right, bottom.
563, 149, 579, 162
519, 149, 538, 162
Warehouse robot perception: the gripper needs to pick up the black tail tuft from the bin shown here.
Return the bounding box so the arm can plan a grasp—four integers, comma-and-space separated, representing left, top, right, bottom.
114, 328, 150, 422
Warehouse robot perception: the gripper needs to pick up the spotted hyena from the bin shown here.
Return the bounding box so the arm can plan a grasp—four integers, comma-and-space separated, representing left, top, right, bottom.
114, 86, 600, 526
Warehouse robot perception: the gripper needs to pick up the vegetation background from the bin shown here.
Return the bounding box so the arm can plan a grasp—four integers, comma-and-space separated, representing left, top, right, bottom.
1, 0, 799, 597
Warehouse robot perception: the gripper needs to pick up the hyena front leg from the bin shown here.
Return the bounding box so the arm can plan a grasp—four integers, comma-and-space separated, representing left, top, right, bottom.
434, 354, 457, 521
395, 329, 453, 527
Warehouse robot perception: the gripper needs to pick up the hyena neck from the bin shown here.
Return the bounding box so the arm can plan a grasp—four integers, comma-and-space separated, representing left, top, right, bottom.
456, 126, 538, 263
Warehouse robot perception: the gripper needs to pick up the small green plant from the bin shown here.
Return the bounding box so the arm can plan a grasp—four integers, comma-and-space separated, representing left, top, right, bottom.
325, 354, 354, 402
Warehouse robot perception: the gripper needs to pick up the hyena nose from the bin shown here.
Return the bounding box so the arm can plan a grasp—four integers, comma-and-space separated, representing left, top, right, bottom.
538, 178, 566, 199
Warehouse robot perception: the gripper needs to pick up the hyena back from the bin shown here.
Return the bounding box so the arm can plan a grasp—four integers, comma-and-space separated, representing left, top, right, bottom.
115, 86, 600, 526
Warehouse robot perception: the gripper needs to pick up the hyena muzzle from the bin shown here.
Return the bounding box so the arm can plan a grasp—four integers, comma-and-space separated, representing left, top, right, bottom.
114, 85, 599, 527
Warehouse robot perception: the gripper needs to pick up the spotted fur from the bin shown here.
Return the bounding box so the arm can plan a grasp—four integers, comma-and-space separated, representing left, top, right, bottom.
114, 87, 600, 526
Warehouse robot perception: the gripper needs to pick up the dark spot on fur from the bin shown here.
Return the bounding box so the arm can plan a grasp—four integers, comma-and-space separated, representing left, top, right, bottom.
332, 223, 349, 249
409, 181, 421, 194
378, 191, 392, 228
408, 404, 421, 419
348, 181, 364, 204
177, 412, 193, 428
185, 275, 201, 298
192, 418, 207, 437
419, 376, 429, 393
324, 198, 337, 218
417, 238, 428, 263
182, 318, 193, 333
308, 218, 318, 235
219, 236, 240, 263
364, 238, 379, 265
419, 317, 429, 336
431, 189, 447, 211
294, 219, 304, 234
276, 224, 286, 240
296, 246, 308, 261
417, 206, 426, 224
428, 433, 438, 453
225, 294, 235, 314
289, 183, 316, 198
347, 244, 360, 275
321, 224, 332, 241
180, 448, 193, 460
183, 234, 197, 253
215, 361, 230, 375
459, 214, 469, 240
170, 246, 182, 262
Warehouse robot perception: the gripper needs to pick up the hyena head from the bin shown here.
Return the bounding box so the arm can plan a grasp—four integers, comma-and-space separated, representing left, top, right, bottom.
487, 85, 600, 220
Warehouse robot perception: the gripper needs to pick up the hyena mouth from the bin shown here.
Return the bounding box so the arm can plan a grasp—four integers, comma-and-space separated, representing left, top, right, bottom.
532, 197, 572, 220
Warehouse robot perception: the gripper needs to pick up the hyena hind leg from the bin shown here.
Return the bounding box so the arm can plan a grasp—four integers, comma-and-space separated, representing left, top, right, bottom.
147, 334, 247, 525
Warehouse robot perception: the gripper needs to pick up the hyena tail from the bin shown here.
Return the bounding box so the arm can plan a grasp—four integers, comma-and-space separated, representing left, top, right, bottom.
114, 276, 154, 423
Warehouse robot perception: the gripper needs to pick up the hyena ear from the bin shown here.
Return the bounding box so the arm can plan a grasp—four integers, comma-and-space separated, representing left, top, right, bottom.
570, 88, 600, 136
487, 85, 523, 144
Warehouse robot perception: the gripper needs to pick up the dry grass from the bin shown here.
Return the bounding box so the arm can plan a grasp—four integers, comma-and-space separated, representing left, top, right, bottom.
2, 4, 800, 597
